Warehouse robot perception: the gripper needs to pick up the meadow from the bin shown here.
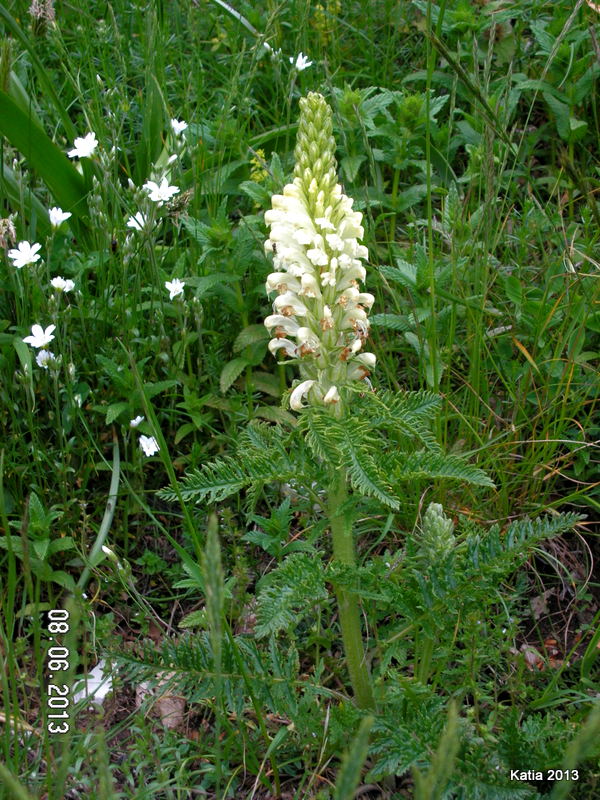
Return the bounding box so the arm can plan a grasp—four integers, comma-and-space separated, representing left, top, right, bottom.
0, 0, 599, 798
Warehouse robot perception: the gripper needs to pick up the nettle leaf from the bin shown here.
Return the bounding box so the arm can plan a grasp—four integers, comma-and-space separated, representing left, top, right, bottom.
340, 154, 366, 183
186, 273, 240, 298
370, 313, 411, 331
234, 324, 269, 352
380, 260, 418, 289
220, 357, 250, 393
105, 402, 129, 425
542, 91, 571, 141
239, 180, 271, 206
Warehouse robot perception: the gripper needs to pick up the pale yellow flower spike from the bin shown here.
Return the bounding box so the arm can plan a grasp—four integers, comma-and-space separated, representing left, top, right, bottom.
263, 92, 375, 412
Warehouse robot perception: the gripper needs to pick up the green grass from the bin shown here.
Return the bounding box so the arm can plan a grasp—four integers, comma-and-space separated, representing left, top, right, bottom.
1, 0, 599, 797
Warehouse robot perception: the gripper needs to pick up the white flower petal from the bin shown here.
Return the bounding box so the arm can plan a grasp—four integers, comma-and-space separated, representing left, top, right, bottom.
139, 435, 160, 457
49, 207, 72, 227
143, 178, 179, 205
50, 276, 75, 293
67, 132, 98, 159
323, 386, 340, 405
72, 660, 114, 707
23, 324, 56, 348
165, 278, 185, 300
8, 241, 42, 268
170, 118, 188, 136
268, 338, 297, 357
290, 379, 315, 410
126, 212, 150, 231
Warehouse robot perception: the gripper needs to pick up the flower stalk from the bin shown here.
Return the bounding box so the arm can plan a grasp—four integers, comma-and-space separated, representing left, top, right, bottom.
327, 467, 375, 710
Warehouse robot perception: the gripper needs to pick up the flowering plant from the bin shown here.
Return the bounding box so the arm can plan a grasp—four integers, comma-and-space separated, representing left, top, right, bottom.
162, 92, 494, 710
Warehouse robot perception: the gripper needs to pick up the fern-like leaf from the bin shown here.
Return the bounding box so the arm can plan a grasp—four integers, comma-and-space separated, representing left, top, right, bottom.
467, 512, 583, 573
358, 389, 442, 450
255, 553, 329, 638
342, 430, 401, 510
393, 450, 495, 488
158, 452, 296, 504
298, 408, 342, 464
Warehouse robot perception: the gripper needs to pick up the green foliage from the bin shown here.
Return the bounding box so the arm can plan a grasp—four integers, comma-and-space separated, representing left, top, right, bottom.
242, 498, 316, 559
157, 421, 299, 505
1, 0, 598, 796
254, 552, 329, 638
333, 714, 374, 800
412, 702, 460, 800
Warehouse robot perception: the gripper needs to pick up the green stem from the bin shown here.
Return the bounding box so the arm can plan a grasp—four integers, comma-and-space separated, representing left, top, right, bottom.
327, 467, 375, 710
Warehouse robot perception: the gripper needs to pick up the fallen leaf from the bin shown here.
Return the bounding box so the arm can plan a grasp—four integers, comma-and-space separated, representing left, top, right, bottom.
135, 671, 186, 732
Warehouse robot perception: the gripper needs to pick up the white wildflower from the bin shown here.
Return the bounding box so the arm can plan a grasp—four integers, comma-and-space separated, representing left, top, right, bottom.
139, 435, 160, 457
143, 178, 179, 205
126, 212, 151, 231
67, 132, 98, 159
8, 241, 41, 268
36, 349, 56, 369
290, 52, 313, 71
165, 278, 185, 300
170, 119, 188, 136
50, 276, 75, 293
23, 324, 56, 348
49, 207, 72, 227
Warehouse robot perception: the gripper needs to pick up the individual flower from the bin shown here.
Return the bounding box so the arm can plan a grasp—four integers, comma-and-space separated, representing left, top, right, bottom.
130, 415, 144, 428
101, 545, 117, 561
49, 207, 72, 228
139, 435, 160, 457
23, 323, 56, 348
126, 212, 151, 231
165, 278, 185, 300
263, 92, 376, 413
143, 177, 180, 205
290, 379, 316, 411
170, 119, 188, 136
50, 276, 75, 292
7, 241, 42, 268
36, 349, 57, 369
289, 52, 313, 71
67, 132, 98, 159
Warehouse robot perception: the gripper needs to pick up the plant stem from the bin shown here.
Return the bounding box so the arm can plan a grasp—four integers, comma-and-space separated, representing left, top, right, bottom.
327, 467, 375, 710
